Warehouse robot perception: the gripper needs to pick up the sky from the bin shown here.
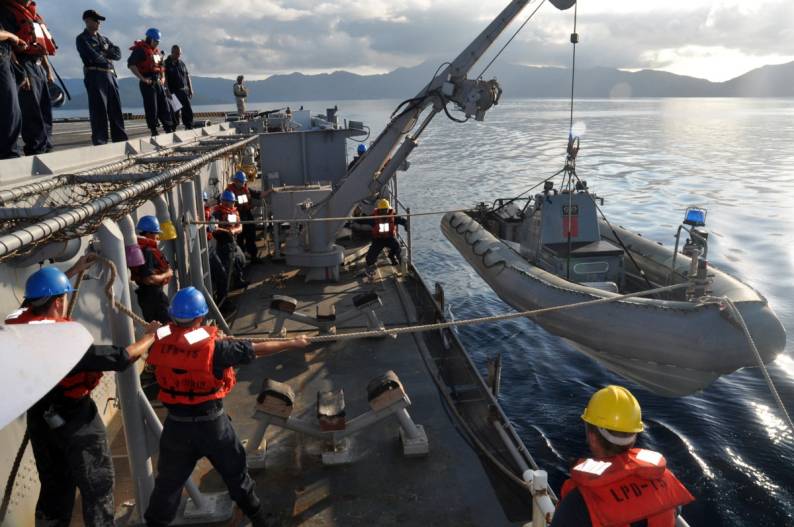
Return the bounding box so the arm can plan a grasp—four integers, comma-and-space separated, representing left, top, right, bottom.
40, 0, 794, 82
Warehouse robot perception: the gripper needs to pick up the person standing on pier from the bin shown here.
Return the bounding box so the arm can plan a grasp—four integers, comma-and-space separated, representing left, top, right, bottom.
128, 27, 174, 136
75, 9, 127, 146
233, 74, 247, 114
0, 0, 56, 155
164, 44, 193, 130
551, 385, 694, 527
5, 260, 161, 527
0, 17, 24, 158
143, 287, 308, 527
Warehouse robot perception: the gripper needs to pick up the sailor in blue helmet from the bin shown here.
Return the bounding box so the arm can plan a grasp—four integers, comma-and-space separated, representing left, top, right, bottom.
0, 20, 24, 158
212, 190, 248, 305
5, 259, 161, 526
76, 9, 127, 146
128, 27, 174, 136
226, 170, 264, 263
144, 287, 309, 527
129, 215, 174, 323
348, 142, 367, 169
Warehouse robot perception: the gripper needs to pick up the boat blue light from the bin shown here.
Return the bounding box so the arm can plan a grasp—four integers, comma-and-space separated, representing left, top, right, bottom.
684, 207, 706, 227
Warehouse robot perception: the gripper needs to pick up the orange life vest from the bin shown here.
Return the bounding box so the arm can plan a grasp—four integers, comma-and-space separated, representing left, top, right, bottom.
371, 209, 396, 239
560, 448, 694, 527
5, 308, 103, 399
225, 183, 252, 212
146, 324, 236, 405
130, 236, 170, 285
4, 0, 57, 56
129, 40, 163, 76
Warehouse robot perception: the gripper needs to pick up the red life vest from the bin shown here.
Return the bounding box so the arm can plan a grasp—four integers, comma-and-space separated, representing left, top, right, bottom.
204, 205, 213, 240
4, 0, 56, 56
213, 204, 240, 226
560, 448, 694, 527
226, 183, 252, 212
5, 308, 103, 399
129, 40, 163, 76
371, 209, 396, 239
130, 236, 170, 285
146, 324, 236, 405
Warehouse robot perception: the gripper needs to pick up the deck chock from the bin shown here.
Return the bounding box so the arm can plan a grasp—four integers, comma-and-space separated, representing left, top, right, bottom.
181, 491, 234, 523
269, 293, 385, 337
245, 370, 429, 468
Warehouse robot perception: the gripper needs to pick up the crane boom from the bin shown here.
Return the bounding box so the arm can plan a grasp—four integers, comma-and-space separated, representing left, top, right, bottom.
287, 0, 552, 279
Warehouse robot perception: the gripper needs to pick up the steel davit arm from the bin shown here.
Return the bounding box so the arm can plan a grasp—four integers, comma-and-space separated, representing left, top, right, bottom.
308, 0, 536, 251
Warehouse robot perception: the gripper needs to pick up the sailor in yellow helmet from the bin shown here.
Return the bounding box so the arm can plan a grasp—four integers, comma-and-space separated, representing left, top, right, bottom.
551, 385, 694, 527
364, 197, 407, 277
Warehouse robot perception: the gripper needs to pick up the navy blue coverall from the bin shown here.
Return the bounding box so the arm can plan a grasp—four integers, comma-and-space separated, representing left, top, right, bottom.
0, 19, 21, 159
0, 10, 52, 155
76, 29, 127, 145
164, 55, 193, 129
27, 345, 132, 526
144, 340, 265, 526
127, 46, 173, 135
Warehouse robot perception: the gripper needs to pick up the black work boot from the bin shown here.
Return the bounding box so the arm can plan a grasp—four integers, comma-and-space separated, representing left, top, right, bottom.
249, 507, 278, 527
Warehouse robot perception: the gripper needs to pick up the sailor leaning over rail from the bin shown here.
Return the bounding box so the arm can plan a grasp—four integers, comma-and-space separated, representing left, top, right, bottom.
143, 287, 308, 527
0, 0, 56, 155
361, 198, 408, 278
5, 258, 161, 526
551, 386, 694, 527
76, 8, 127, 146
128, 27, 174, 136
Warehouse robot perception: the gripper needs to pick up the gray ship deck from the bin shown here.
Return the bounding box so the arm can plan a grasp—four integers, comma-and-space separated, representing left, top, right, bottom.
102, 251, 520, 527
51, 117, 227, 151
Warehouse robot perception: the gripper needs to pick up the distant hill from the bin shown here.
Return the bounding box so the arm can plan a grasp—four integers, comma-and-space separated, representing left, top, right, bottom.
59, 61, 794, 110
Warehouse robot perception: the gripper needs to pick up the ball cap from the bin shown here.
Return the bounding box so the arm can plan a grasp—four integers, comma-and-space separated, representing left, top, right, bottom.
82, 9, 106, 21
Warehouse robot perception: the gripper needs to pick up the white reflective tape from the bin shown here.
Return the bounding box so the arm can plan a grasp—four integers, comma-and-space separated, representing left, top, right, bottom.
5, 308, 27, 320
227, 214, 238, 223
156, 325, 172, 340
33, 23, 44, 39
378, 223, 390, 233
573, 459, 612, 476
41, 24, 53, 39
27, 320, 56, 325
184, 328, 210, 345
237, 194, 248, 204
636, 449, 663, 466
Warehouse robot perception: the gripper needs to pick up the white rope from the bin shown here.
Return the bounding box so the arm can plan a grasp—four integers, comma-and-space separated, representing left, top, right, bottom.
188, 207, 470, 226
723, 298, 794, 435
241, 282, 690, 343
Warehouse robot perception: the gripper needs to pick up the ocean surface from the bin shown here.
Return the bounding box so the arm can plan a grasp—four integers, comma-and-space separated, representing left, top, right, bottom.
58, 98, 794, 525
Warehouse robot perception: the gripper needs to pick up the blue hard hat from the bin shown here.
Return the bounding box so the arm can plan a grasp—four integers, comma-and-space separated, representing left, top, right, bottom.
221, 190, 237, 203
169, 287, 209, 321
357, 144, 367, 154
232, 171, 247, 184
145, 28, 161, 41
137, 215, 161, 234
24, 267, 74, 300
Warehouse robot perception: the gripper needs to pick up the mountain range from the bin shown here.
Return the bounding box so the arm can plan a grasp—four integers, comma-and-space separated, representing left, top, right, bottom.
59, 60, 794, 110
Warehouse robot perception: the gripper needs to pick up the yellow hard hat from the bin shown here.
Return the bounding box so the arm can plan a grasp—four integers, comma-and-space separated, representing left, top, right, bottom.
376, 198, 390, 210
581, 385, 644, 433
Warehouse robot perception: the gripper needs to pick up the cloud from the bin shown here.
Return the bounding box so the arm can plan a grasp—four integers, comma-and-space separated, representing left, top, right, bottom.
39, 0, 792, 82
